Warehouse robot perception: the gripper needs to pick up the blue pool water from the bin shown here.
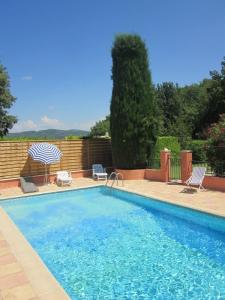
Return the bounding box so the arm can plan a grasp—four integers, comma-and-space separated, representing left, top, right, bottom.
1, 187, 225, 299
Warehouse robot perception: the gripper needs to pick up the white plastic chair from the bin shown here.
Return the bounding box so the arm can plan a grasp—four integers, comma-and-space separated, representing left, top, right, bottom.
56, 171, 73, 186
92, 164, 107, 180
185, 167, 206, 190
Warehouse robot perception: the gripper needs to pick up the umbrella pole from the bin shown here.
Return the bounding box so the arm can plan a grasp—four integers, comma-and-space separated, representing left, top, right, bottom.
45, 164, 47, 185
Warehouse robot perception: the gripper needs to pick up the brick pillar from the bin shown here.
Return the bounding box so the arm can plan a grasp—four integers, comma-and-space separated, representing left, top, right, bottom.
181, 150, 192, 184
160, 150, 171, 182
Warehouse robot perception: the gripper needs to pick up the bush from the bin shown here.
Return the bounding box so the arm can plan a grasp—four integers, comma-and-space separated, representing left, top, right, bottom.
89, 116, 110, 137
110, 34, 157, 169
64, 135, 81, 140
153, 136, 180, 158
206, 114, 225, 176
187, 140, 207, 161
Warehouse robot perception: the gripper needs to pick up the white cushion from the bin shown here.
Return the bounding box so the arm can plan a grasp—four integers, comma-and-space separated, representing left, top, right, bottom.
94, 172, 107, 176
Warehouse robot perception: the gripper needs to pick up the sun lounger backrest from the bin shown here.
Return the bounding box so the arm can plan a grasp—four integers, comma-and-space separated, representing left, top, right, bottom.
92, 164, 104, 174
191, 167, 206, 183
57, 171, 69, 178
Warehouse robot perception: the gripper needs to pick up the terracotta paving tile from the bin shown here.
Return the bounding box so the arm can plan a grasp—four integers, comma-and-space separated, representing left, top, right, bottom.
1, 283, 37, 300
0, 248, 11, 257
0, 263, 22, 278
38, 291, 69, 300
0, 241, 8, 248
0, 255, 16, 266
0, 272, 28, 289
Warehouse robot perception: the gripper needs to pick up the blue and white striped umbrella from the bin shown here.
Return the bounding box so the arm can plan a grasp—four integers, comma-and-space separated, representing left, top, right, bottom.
28, 143, 62, 165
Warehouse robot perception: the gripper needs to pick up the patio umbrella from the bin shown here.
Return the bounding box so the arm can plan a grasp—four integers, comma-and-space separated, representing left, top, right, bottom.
28, 143, 62, 184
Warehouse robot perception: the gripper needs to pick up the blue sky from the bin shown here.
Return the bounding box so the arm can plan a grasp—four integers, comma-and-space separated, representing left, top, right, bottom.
1, 0, 225, 132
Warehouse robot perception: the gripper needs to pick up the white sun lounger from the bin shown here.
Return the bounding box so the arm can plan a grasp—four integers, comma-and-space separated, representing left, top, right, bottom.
185, 167, 206, 190
56, 171, 73, 186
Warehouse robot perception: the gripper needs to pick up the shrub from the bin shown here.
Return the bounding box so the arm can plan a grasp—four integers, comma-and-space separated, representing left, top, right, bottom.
64, 135, 81, 140
187, 140, 207, 161
89, 116, 110, 137
153, 136, 180, 158
110, 34, 157, 169
206, 114, 225, 176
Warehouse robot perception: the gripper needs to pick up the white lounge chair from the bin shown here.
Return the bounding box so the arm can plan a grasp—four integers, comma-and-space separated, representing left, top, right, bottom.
92, 164, 107, 180
56, 171, 73, 186
185, 167, 206, 190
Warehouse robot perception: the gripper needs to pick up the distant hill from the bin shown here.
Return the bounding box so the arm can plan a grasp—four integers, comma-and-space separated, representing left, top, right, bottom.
7, 129, 89, 139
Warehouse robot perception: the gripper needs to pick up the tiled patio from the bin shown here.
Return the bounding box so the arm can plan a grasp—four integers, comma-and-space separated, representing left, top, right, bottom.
0, 230, 37, 300
0, 178, 225, 299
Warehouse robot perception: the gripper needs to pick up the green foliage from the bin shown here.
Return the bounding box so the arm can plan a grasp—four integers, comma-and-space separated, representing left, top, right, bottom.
187, 140, 207, 161
64, 135, 81, 140
201, 57, 225, 133
0, 64, 17, 136
153, 136, 180, 158
110, 34, 157, 169
89, 116, 110, 137
154, 58, 225, 140
206, 114, 225, 176
179, 81, 210, 139
155, 80, 209, 139
155, 82, 181, 136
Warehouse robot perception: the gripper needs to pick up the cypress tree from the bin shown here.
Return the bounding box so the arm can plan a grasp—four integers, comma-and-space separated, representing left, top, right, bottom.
110, 34, 156, 169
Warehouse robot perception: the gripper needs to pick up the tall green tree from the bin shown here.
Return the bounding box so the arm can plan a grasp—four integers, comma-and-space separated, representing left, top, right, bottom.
154, 80, 210, 140
155, 82, 181, 136
182, 80, 210, 138
110, 34, 157, 169
89, 116, 110, 137
0, 64, 17, 136
200, 57, 225, 132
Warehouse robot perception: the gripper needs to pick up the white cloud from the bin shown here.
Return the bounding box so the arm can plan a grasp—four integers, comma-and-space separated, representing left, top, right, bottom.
21, 75, 32, 81
11, 120, 38, 132
10, 116, 92, 133
40, 115, 64, 128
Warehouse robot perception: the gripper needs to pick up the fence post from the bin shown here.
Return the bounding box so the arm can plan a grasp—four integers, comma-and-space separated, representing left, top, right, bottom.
160, 150, 171, 182
181, 150, 192, 184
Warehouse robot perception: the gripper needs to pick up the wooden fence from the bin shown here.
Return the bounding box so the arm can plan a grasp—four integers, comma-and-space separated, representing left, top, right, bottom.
0, 139, 112, 180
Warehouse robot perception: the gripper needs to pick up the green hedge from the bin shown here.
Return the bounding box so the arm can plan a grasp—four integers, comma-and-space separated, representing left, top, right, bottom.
153, 136, 180, 158
64, 135, 82, 140
187, 140, 207, 161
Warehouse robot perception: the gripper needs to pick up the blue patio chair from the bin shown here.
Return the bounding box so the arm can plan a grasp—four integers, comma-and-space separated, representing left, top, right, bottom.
92, 164, 107, 180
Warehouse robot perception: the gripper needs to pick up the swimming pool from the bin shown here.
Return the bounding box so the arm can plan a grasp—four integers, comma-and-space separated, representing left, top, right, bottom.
1, 186, 225, 299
